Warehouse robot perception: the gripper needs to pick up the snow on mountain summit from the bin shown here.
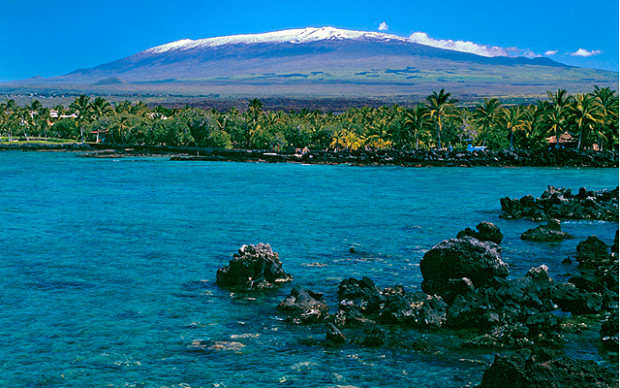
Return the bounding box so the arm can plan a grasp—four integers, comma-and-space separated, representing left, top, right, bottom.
145, 27, 409, 54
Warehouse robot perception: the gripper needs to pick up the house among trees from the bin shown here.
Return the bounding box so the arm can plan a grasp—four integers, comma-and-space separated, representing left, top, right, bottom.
546, 132, 577, 148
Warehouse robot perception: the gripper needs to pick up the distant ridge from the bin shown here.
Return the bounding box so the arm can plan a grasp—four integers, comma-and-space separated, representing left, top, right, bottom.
3, 27, 617, 98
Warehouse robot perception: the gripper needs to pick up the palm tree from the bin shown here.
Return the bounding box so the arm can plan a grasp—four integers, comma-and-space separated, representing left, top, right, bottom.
365, 115, 392, 150
246, 98, 263, 147
115, 100, 132, 115
515, 104, 542, 150
402, 104, 430, 150
2, 100, 18, 141
544, 89, 572, 149
90, 97, 112, 120
0, 104, 7, 142
131, 101, 150, 116
69, 95, 91, 142
592, 86, 619, 151
425, 89, 457, 149
473, 98, 502, 147
112, 115, 130, 144
569, 93, 604, 150
330, 126, 347, 151
501, 106, 523, 150
16, 107, 32, 141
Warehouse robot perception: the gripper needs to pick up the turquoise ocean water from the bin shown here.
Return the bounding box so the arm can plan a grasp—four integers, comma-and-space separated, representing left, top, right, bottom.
0, 151, 617, 387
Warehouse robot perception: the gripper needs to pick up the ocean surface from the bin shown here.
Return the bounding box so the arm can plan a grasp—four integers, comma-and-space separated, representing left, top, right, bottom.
0, 151, 617, 387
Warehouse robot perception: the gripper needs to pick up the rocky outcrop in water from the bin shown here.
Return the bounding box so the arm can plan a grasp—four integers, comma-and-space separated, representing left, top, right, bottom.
216, 243, 292, 289
500, 186, 619, 221
379, 290, 448, 328
276, 287, 329, 324
420, 231, 508, 300
576, 235, 615, 269
520, 219, 574, 241
477, 349, 618, 388
332, 278, 450, 330
456, 221, 504, 244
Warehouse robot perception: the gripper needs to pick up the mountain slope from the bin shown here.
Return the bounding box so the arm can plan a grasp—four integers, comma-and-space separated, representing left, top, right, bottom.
5, 27, 618, 98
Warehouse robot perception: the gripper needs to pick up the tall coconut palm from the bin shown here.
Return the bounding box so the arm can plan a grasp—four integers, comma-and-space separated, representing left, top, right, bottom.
131, 101, 150, 116
330, 126, 347, 151
544, 89, 572, 149
112, 115, 130, 144
90, 97, 113, 120
246, 98, 263, 147
569, 93, 604, 150
501, 106, 523, 150
16, 107, 33, 141
514, 104, 542, 150
0, 104, 7, 142
402, 104, 430, 150
425, 89, 457, 150
114, 100, 132, 115
592, 86, 619, 151
69, 95, 91, 142
473, 98, 502, 147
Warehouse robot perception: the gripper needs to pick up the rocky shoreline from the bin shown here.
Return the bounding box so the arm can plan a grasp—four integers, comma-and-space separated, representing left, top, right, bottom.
210, 216, 618, 386
1, 142, 618, 168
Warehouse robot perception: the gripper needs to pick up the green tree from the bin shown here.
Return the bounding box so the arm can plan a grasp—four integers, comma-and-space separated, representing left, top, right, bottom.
473, 98, 502, 148
592, 86, 619, 151
425, 89, 457, 149
569, 93, 604, 150
400, 104, 430, 150
245, 98, 263, 147
544, 89, 571, 149
69, 95, 91, 142
501, 106, 523, 150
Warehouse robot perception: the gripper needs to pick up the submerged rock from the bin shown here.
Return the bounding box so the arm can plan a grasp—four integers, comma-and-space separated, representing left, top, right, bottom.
216, 243, 292, 289
188, 339, 246, 353
277, 287, 329, 324
361, 326, 385, 347
520, 219, 574, 242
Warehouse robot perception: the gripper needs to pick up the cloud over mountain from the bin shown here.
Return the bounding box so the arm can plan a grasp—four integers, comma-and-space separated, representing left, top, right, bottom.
571, 48, 602, 57
407, 32, 539, 58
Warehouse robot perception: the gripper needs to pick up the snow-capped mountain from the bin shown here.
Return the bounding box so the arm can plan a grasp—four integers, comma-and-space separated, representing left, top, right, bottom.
7, 27, 617, 97
146, 27, 409, 54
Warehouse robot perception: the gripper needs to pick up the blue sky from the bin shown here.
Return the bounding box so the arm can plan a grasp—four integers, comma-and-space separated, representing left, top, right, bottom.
0, 0, 618, 81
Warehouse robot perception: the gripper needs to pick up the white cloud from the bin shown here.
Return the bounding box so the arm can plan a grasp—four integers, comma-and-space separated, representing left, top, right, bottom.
408, 32, 538, 58
571, 48, 601, 57
378, 22, 388, 31
544, 50, 558, 56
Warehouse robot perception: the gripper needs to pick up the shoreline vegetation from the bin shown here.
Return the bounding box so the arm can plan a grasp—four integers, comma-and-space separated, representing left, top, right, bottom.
0, 87, 617, 158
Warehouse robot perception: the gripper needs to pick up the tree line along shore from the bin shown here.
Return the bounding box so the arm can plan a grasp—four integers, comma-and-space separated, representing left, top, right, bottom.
0, 87, 617, 154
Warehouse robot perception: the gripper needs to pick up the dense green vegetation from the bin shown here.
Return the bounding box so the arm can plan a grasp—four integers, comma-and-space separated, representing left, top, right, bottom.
0, 88, 617, 152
